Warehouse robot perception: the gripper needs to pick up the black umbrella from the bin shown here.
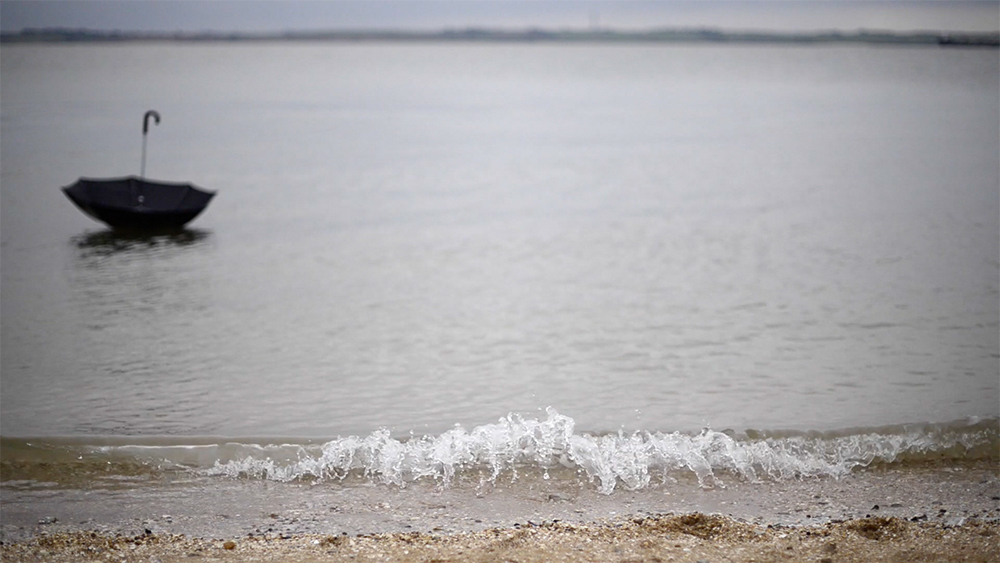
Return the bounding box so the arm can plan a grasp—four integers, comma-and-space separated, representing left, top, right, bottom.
62, 111, 215, 231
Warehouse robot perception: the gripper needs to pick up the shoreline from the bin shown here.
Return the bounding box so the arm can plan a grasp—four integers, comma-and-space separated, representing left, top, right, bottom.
3, 461, 998, 561
3, 27, 998, 47
3, 461, 999, 539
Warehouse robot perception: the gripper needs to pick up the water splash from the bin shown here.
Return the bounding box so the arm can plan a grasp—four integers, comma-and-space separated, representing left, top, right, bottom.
203, 408, 999, 493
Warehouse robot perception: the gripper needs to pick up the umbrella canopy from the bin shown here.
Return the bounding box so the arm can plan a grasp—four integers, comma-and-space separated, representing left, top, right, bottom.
62, 110, 216, 231
63, 176, 215, 230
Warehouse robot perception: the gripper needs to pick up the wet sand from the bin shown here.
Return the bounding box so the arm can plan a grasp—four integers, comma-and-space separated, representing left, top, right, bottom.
2, 462, 998, 561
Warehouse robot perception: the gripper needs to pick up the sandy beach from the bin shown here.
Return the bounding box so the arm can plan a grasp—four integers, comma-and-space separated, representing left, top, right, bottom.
3, 460, 998, 562
2, 514, 998, 563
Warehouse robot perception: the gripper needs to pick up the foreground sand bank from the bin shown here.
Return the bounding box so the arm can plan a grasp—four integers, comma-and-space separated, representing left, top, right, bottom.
3, 461, 998, 561
2, 513, 998, 563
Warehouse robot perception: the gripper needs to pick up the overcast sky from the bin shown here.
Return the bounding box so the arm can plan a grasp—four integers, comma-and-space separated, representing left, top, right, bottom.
1, 1, 997, 34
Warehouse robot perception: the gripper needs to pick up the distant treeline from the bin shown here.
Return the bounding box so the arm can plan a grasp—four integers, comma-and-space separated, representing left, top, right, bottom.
2, 27, 998, 47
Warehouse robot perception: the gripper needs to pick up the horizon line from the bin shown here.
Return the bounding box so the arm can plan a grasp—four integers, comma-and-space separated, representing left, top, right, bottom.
3, 25, 998, 45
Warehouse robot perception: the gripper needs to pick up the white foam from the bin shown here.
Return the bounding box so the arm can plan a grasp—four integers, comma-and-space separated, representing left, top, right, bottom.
203, 408, 998, 493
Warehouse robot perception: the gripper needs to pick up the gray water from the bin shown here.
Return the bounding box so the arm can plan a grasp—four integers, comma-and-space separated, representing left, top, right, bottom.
1, 43, 997, 440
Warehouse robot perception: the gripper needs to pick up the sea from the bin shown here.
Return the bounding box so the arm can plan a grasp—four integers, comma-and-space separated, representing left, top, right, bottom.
1, 42, 998, 525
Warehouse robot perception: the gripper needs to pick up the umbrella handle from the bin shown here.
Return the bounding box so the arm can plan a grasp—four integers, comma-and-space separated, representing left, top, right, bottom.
141, 110, 160, 177
143, 110, 160, 134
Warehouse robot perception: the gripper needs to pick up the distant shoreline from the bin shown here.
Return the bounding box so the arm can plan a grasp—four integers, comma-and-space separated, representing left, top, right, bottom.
2, 27, 998, 47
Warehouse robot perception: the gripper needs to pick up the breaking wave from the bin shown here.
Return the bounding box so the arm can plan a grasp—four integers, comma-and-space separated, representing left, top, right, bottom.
4, 409, 995, 494
200, 408, 998, 493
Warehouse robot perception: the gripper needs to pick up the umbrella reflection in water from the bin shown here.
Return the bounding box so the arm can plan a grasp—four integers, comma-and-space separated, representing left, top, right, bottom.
73, 228, 211, 258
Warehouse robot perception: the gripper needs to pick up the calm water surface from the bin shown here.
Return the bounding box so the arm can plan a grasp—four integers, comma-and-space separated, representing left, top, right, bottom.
1, 43, 997, 439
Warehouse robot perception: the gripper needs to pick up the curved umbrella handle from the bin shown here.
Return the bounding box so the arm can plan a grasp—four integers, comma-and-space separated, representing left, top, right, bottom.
143, 110, 161, 135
